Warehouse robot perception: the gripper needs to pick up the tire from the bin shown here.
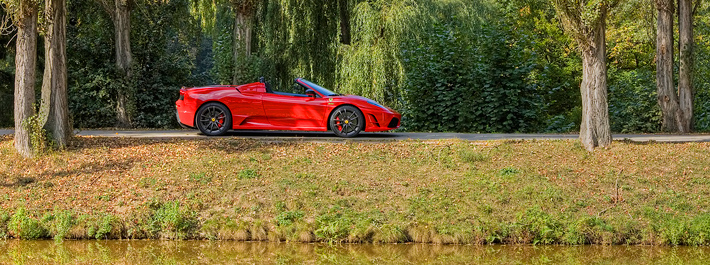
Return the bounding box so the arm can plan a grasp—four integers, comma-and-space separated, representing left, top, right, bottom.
195, 102, 232, 136
329, 105, 365, 138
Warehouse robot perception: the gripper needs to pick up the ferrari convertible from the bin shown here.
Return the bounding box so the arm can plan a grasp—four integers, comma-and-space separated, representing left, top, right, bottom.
175, 78, 401, 137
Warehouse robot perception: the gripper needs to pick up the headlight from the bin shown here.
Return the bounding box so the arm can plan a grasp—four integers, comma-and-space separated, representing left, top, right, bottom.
366, 100, 386, 109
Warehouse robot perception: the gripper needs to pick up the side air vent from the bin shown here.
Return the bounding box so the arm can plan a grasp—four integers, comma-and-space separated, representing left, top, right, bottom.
368, 114, 380, 127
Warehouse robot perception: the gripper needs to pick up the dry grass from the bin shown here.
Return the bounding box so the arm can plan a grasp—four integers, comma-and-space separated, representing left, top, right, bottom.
1, 135, 710, 244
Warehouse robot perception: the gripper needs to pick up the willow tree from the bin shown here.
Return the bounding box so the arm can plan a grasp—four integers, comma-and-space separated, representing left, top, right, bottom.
552, 0, 615, 151
39, 0, 71, 147
337, 0, 416, 108
256, 0, 339, 88
2, 0, 38, 157
97, 0, 133, 128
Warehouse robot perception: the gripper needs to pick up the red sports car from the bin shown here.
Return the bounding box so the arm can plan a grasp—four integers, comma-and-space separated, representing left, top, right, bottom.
176, 78, 401, 137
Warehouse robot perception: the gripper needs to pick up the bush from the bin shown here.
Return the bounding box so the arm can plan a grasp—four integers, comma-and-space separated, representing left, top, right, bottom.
607, 68, 661, 132
9, 208, 48, 239
148, 201, 197, 239
402, 22, 540, 133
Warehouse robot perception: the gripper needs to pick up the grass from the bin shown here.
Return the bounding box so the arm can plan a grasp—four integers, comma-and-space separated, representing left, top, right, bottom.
1, 135, 710, 245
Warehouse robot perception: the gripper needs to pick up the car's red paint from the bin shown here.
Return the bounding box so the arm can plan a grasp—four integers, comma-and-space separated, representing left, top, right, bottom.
176, 78, 401, 136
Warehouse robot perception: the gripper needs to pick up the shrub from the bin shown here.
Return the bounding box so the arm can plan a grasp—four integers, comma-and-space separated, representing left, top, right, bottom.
148, 201, 197, 239
9, 208, 48, 239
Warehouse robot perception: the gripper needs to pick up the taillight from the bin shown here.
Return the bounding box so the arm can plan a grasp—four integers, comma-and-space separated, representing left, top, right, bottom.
179, 88, 186, 100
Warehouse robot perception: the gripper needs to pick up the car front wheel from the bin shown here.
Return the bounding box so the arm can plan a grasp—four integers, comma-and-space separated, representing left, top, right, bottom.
329, 105, 364, 138
196, 103, 232, 136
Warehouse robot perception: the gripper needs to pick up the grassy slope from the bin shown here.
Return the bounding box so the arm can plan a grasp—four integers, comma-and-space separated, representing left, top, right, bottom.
1, 135, 710, 245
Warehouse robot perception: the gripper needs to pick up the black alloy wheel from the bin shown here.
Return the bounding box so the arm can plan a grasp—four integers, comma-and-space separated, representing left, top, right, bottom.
329, 105, 365, 138
196, 103, 232, 136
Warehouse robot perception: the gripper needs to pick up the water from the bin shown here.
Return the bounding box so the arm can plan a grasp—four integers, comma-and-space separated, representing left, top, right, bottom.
1, 240, 709, 264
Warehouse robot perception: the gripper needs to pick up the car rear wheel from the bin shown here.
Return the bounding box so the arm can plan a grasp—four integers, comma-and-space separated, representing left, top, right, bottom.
196, 103, 232, 136
329, 105, 364, 138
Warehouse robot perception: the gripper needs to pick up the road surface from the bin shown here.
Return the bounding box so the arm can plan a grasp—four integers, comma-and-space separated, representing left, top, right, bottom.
1, 129, 709, 143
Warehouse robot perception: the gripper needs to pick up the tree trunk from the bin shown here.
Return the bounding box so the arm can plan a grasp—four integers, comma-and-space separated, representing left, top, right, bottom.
40, 0, 71, 148
678, 0, 693, 131
232, 10, 252, 84
14, 2, 38, 157
114, 0, 133, 128
656, 0, 684, 132
578, 19, 612, 151
338, 0, 351, 45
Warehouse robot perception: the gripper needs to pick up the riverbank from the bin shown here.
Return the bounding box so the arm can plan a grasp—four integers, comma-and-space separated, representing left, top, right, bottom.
1, 135, 710, 245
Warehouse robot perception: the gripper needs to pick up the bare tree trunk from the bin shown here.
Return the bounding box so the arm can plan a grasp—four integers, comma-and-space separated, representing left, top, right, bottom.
14, 3, 38, 157
114, 0, 133, 128
678, 0, 694, 131
40, 0, 71, 148
578, 19, 612, 151
338, 0, 351, 45
232, 11, 252, 84
656, 0, 684, 132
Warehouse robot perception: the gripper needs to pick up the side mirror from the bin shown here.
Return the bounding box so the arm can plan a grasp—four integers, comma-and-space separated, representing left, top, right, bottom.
305, 89, 317, 98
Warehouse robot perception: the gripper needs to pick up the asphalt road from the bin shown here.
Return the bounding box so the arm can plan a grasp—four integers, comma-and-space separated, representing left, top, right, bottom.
1, 129, 709, 143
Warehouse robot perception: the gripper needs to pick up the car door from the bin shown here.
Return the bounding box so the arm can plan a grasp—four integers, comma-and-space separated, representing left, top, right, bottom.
221, 83, 268, 127
261, 86, 326, 129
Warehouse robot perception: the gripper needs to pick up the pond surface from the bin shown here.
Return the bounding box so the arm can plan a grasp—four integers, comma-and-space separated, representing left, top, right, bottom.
1, 240, 709, 264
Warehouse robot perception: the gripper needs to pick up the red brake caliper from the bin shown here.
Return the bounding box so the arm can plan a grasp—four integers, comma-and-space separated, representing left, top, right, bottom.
217, 114, 224, 128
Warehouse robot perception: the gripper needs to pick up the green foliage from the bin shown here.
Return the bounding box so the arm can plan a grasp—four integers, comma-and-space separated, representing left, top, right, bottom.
21, 109, 54, 155
336, 0, 417, 108
49, 209, 74, 241
67, 0, 206, 128
255, 0, 340, 92
499, 166, 520, 176
188, 172, 212, 184
694, 4, 710, 131
402, 15, 541, 132
237, 169, 259, 179
0, 211, 9, 239
607, 68, 660, 132
275, 210, 303, 227
0, 22, 12, 128
148, 201, 197, 239
9, 208, 48, 239
87, 214, 115, 239
516, 206, 563, 245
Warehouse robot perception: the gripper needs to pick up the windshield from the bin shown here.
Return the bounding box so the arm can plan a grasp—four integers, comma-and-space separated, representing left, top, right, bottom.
298, 79, 340, 96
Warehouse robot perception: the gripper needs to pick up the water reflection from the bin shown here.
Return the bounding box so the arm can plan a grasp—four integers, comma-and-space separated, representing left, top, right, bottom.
1, 240, 710, 264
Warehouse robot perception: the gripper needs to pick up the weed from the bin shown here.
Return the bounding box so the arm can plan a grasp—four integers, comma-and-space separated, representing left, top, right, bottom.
0, 211, 9, 239
148, 201, 197, 239
275, 210, 304, 227
9, 208, 48, 239
188, 172, 212, 184
238, 169, 259, 179
94, 214, 115, 239
499, 166, 520, 176
22, 109, 55, 155
51, 209, 74, 241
